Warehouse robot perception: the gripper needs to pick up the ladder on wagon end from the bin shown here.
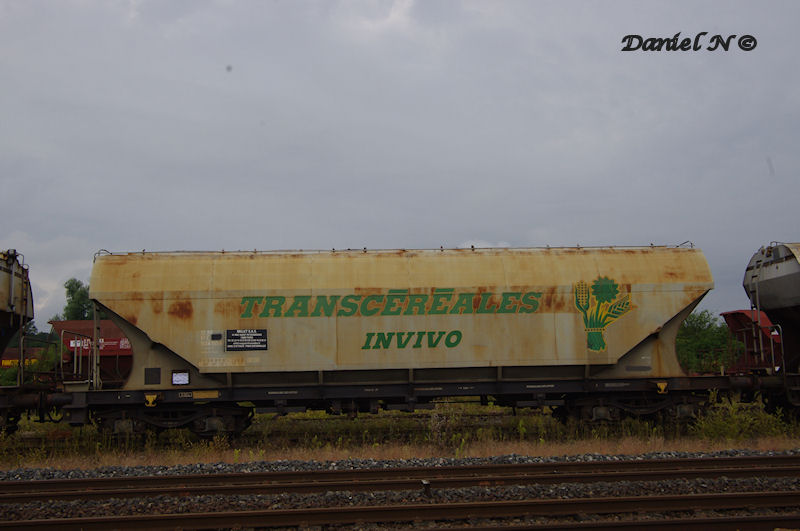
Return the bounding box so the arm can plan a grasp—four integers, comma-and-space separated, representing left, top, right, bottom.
91, 305, 102, 390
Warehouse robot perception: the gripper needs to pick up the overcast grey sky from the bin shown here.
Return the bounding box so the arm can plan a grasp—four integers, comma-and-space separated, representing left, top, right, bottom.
2, 0, 798, 325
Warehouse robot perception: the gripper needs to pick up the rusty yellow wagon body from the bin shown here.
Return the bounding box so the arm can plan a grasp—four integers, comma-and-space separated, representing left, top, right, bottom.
1, 250, 33, 356
90, 246, 712, 393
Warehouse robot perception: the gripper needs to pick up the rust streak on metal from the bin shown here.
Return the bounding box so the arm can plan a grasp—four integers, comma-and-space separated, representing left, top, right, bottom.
354, 287, 382, 296
214, 300, 240, 314
663, 269, 680, 280
542, 287, 563, 312
167, 301, 193, 320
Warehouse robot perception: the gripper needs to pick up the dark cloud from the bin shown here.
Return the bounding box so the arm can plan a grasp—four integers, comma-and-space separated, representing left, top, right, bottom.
1, 0, 798, 321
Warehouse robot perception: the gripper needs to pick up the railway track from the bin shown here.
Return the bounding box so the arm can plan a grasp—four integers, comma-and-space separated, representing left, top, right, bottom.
2, 491, 800, 530
2, 454, 799, 501
2, 455, 800, 529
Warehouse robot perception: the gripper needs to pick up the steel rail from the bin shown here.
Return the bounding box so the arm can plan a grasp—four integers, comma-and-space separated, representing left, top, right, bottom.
0, 455, 800, 503
1, 491, 798, 530
2, 463, 800, 502
443, 514, 800, 530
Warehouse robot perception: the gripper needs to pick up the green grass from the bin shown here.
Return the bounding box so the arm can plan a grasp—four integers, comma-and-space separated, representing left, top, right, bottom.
1, 396, 798, 469
690, 392, 790, 440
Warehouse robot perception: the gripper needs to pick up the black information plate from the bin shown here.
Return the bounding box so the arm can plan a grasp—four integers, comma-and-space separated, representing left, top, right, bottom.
226, 329, 268, 351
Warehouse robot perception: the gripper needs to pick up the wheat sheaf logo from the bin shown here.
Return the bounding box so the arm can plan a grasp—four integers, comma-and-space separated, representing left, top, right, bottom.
574, 277, 633, 351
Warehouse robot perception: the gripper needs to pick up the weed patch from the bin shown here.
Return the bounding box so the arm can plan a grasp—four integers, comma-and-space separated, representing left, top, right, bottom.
690, 393, 792, 440
1, 396, 798, 469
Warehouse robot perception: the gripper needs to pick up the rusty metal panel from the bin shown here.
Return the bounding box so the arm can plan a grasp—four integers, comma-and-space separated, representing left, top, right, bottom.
1, 250, 33, 319
1, 250, 34, 356
90, 247, 713, 382
742, 242, 800, 372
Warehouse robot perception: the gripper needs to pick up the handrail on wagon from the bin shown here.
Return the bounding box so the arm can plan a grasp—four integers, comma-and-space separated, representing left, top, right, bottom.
60, 329, 92, 383
92, 244, 700, 257
771, 324, 784, 374
93, 249, 111, 262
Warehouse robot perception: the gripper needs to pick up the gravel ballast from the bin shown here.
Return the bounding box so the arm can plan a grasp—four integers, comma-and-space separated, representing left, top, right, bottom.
2, 449, 799, 522
2, 448, 798, 481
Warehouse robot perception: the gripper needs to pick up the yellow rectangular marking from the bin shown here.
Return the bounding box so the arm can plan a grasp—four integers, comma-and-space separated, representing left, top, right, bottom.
192, 390, 220, 399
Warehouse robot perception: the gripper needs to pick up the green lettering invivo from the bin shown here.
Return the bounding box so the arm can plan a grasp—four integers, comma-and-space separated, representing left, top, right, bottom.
396, 331, 415, 348
361, 330, 463, 349
361, 332, 375, 349
426, 331, 446, 347
413, 331, 425, 348
445, 330, 462, 347
373, 332, 395, 349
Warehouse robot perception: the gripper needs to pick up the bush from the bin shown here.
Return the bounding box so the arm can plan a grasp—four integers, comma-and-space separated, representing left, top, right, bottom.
0, 343, 60, 386
677, 310, 742, 373
0, 366, 17, 386
691, 393, 788, 440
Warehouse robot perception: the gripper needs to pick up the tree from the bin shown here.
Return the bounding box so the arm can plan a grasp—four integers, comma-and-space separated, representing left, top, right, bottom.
61, 278, 92, 320
5, 320, 50, 348
676, 310, 739, 373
